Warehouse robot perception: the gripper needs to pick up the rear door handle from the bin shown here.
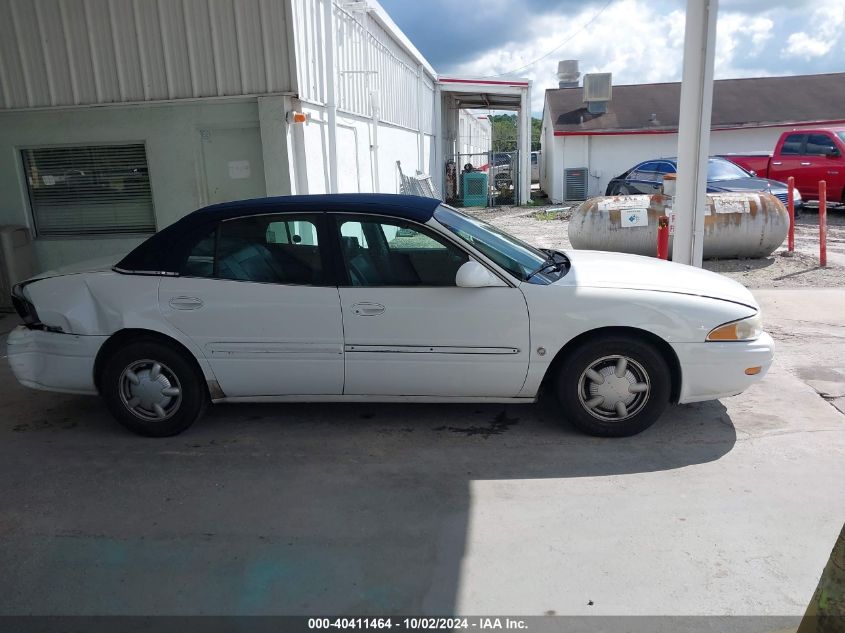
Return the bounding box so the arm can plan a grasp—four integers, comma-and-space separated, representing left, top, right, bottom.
351, 302, 385, 316
169, 296, 204, 310
800, 162, 811, 166
772, 161, 782, 166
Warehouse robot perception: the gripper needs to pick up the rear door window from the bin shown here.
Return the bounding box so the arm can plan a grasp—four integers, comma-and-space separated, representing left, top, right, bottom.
181, 214, 325, 285
182, 230, 217, 278
780, 134, 806, 155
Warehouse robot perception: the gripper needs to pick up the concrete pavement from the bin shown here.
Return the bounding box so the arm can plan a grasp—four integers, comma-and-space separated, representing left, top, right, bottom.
0, 288, 843, 617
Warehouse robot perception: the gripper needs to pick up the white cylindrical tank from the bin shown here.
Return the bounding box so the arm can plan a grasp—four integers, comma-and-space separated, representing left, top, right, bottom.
568, 192, 789, 259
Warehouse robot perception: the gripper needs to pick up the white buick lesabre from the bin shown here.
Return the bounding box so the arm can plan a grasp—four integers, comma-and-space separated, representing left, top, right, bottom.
7, 194, 774, 437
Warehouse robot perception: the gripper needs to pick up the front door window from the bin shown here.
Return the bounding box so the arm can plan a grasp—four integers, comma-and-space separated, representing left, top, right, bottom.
336, 216, 468, 287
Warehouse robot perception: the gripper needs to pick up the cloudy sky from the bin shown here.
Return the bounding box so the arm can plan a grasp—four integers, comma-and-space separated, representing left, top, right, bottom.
379, 0, 845, 115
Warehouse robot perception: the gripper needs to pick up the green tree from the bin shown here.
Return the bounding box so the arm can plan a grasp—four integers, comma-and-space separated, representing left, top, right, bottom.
490, 114, 542, 152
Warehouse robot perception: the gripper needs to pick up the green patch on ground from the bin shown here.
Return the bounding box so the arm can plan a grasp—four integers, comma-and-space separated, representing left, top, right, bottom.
533, 209, 566, 221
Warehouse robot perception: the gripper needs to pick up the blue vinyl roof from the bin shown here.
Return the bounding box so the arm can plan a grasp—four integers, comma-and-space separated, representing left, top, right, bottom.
116, 194, 442, 273
198, 193, 440, 223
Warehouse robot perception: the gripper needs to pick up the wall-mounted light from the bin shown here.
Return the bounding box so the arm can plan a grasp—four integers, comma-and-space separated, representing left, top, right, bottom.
286, 111, 309, 124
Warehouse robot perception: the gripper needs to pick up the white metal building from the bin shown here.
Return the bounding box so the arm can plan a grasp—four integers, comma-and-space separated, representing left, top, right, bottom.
0, 0, 529, 274
458, 112, 492, 165
541, 71, 845, 203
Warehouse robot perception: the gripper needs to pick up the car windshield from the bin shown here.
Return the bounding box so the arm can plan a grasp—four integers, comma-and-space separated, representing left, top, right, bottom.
837, 132, 845, 145
434, 205, 566, 284
707, 158, 750, 181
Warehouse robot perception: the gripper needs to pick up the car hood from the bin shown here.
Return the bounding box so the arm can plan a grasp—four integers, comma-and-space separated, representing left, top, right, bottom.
26, 255, 121, 283
560, 249, 758, 309
708, 176, 787, 194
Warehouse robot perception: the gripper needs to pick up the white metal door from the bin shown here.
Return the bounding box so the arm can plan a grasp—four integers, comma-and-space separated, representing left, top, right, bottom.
199, 126, 267, 205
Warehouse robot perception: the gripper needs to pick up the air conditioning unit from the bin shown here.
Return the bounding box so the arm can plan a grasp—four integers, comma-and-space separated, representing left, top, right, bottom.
583, 73, 612, 102
462, 172, 489, 207
583, 73, 612, 114
565, 168, 588, 201
0, 226, 36, 312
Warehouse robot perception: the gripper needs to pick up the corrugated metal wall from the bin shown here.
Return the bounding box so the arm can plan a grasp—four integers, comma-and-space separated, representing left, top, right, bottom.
290, 0, 435, 133
0, 0, 294, 108
289, 0, 325, 104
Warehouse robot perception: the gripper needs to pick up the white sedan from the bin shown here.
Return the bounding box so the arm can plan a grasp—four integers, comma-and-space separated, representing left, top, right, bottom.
7, 194, 774, 437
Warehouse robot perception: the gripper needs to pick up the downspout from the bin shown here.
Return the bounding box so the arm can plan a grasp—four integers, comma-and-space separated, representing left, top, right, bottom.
323, 0, 339, 193
417, 63, 425, 173
370, 89, 380, 192
363, 8, 380, 192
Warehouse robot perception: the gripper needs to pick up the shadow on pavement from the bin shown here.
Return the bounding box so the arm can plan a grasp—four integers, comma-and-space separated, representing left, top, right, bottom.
0, 379, 736, 615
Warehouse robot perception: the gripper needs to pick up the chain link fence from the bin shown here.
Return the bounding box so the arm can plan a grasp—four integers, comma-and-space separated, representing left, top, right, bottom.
444, 151, 521, 208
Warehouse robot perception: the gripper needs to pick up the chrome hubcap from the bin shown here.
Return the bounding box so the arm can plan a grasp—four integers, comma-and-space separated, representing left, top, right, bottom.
119, 359, 182, 421
578, 355, 650, 422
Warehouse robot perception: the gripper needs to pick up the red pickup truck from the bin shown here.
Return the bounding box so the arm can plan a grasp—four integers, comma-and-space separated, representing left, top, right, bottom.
722, 127, 845, 205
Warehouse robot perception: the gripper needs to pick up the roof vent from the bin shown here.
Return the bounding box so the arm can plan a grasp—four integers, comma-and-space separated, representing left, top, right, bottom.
583, 73, 612, 114
557, 60, 580, 88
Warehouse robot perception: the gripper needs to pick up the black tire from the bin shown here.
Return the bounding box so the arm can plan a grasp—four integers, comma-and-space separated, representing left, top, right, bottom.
555, 336, 671, 437
100, 339, 208, 437
494, 173, 512, 188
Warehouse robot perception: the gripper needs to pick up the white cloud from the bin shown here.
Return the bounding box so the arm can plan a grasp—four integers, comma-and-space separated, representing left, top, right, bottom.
781, 1, 844, 60
434, 0, 845, 116
449, 0, 689, 113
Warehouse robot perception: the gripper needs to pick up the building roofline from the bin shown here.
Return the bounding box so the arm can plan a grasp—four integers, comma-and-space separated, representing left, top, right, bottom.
440, 77, 531, 87
552, 118, 845, 136
543, 70, 845, 96
367, 0, 437, 78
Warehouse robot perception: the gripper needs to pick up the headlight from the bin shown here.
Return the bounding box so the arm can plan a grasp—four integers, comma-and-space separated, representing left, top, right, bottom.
10, 283, 40, 326
707, 313, 762, 341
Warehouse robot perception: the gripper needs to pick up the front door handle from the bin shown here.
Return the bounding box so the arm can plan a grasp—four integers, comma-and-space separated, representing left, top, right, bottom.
800, 162, 811, 166
169, 296, 204, 310
351, 302, 385, 316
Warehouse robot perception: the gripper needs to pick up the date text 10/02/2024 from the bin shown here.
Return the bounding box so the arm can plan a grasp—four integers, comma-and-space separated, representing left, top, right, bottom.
308, 618, 529, 630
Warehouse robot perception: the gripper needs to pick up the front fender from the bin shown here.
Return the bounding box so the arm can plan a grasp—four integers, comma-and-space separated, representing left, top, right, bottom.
518, 283, 757, 397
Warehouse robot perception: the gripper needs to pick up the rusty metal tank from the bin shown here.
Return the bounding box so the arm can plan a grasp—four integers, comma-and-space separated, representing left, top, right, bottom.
568, 192, 789, 259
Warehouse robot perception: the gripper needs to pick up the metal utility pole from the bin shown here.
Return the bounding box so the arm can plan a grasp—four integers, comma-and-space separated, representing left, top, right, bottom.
672, 0, 719, 267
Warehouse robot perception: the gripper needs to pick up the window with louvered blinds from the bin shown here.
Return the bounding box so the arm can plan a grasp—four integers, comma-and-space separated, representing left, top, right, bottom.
21, 144, 156, 237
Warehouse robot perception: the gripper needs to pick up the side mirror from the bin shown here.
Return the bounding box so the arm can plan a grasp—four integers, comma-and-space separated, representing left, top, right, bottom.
456, 261, 505, 288
826, 147, 841, 158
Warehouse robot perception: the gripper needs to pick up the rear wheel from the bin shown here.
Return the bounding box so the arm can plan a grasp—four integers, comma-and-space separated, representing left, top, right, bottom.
555, 336, 671, 437
100, 339, 208, 437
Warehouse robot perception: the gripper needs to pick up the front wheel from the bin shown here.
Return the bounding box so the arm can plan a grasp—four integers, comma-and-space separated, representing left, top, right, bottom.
555, 336, 671, 437
100, 340, 208, 437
